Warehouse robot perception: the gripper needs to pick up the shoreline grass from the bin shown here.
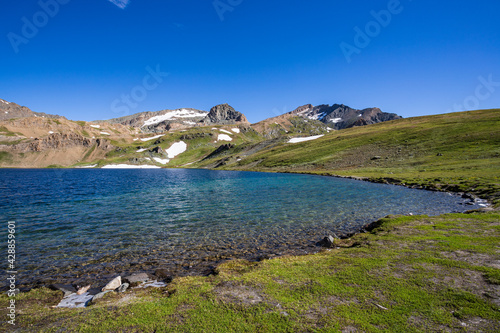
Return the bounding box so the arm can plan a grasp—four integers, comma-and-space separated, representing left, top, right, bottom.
1, 211, 498, 332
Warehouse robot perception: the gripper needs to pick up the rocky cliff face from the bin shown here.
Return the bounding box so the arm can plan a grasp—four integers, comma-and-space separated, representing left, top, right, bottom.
291, 104, 401, 130
0, 98, 63, 121
18, 133, 112, 152
202, 104, 249, 125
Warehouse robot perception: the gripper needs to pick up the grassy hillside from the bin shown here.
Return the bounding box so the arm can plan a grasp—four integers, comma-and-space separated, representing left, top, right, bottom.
198, 109, 500, 206
85, 125, 264, 168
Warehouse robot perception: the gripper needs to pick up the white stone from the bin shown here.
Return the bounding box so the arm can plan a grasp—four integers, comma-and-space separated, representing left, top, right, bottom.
102, 276, 122, 291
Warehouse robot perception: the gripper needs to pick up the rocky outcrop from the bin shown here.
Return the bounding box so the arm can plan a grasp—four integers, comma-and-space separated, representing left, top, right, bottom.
203, 143, 235, 160
202, 104, 249, 125
149, 146, 164, 154
16, 133, 112, 152
180, 132, 214, 140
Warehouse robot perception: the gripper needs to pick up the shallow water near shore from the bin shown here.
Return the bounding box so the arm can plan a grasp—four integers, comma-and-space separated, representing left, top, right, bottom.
0, 168, 482, 289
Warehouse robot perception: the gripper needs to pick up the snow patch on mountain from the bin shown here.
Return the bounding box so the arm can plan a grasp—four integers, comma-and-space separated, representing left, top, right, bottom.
142, 109, 207, 127
308, 112, 327, 121
102, 164, 161, 169
288, 135, 324, 143
217, 134, 233, 142
166, 141, 187, 158
152, 157, 170, 164
141, 135, 164, 142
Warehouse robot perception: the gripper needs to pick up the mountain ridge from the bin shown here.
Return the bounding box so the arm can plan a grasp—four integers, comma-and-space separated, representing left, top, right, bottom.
0, 98, 65, 121
0, 97, 400, 128
0, 97, 404, 168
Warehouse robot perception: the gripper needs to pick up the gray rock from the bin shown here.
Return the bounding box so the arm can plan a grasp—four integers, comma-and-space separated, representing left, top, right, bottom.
57, 292, 93, 308
102, 276, 122, 291
117, 283, 129, 293
318, 235, 337, 248
123, 273, 150, 284
90, 290, 112, 303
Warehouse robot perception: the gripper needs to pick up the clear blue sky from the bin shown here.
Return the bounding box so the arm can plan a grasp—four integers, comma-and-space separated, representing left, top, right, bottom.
1, 0, 499, 123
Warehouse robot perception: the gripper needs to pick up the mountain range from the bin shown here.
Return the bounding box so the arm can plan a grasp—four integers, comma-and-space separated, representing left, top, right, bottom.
0, 98, 401, 168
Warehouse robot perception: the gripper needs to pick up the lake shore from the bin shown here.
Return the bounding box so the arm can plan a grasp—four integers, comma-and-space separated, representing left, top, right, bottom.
2, 209, 499, 332
0, 169, 487, 293
1, 170, 499, 332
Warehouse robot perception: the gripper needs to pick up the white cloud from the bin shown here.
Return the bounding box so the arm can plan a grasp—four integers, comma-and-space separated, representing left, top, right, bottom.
108, 0, 131, 9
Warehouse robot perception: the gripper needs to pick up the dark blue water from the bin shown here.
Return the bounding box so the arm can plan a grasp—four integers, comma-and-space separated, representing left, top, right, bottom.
0, 168, 479, 288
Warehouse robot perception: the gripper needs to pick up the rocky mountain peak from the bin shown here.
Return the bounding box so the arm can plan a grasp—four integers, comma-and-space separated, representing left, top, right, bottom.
290, 104, 314, 114
202, 104, 249, 125
289, 103, 401, 130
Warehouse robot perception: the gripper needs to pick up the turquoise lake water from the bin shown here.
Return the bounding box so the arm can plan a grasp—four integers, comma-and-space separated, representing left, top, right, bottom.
0, 169, 481, 289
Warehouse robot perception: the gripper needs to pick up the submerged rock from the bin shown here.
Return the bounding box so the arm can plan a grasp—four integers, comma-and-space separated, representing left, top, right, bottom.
154, 269, 173, 283
49, 284, 76, 297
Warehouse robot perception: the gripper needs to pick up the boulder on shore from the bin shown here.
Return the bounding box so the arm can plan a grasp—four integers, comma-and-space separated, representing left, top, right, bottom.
102, 276, 122, 292
317, 235, 337, 248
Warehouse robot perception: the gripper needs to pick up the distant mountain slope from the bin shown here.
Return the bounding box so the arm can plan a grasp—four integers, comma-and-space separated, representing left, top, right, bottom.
0, 98, 63, 121
251, 103, 400, 138
209, 109, 500, 205
100, 108, 208, 133
102, 103, 250, 133
0, 114, 137, 168
290, 104, 401, 130
0, 98, 408, 169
